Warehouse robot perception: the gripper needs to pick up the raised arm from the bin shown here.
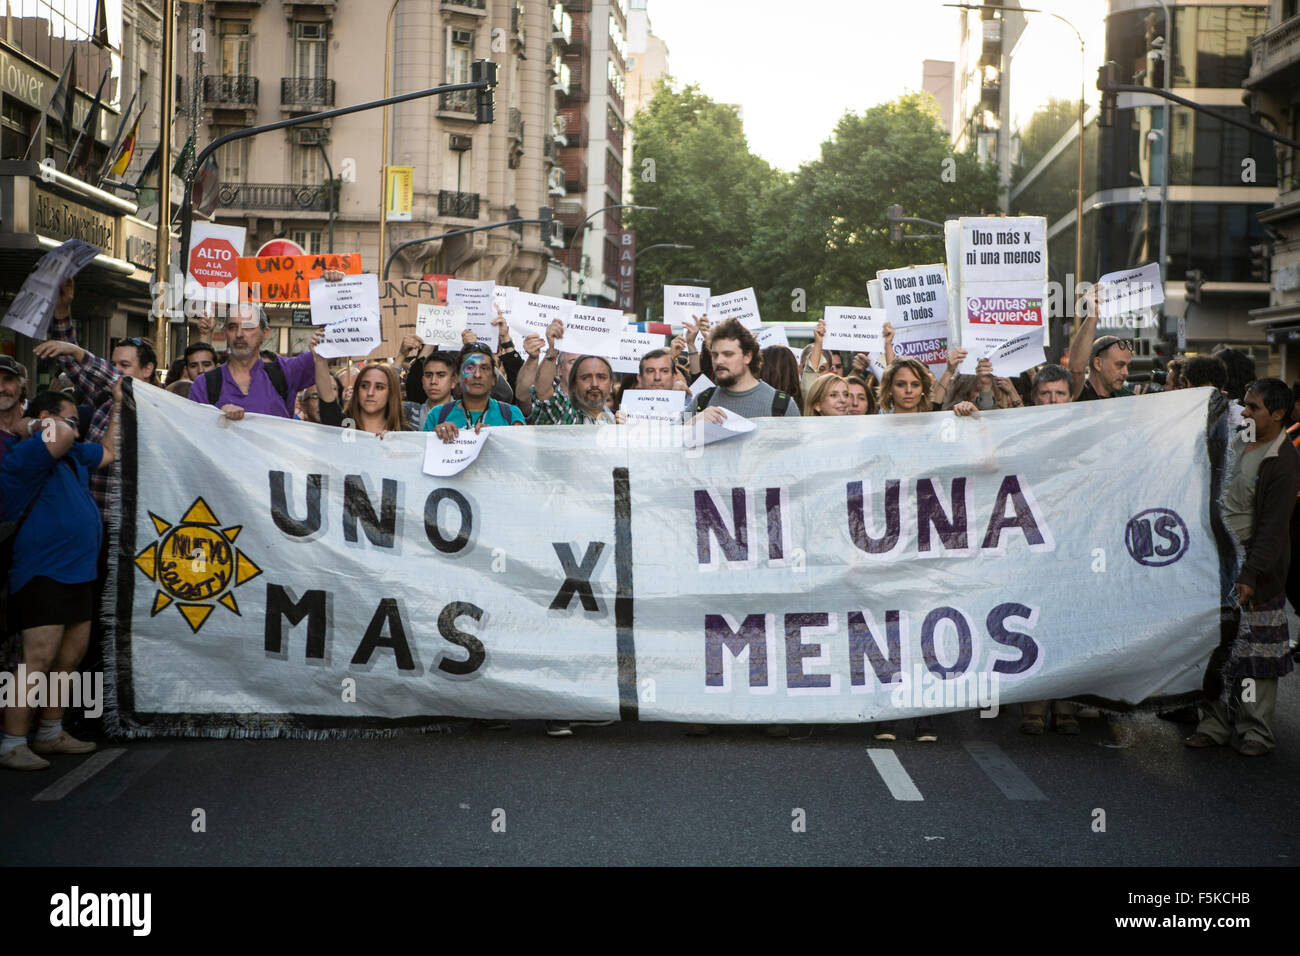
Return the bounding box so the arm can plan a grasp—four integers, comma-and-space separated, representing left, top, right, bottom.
514, 334, 545, 414
533, 320, 564, 402
1067, 286, 1101, 400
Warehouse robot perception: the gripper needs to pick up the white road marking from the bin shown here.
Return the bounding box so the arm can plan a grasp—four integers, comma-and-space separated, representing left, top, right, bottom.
32, 748, 126, 802
867, 748, 924, 801
963, 742, 1047, 800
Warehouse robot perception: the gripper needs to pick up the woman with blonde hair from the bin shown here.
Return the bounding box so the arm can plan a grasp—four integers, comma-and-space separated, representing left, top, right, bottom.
806, 373, 851, 416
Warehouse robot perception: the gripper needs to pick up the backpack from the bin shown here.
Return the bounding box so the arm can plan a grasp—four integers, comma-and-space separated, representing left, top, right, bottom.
693, 386, 790, 417
434, 399, 519, 427
204, 360, 290, 414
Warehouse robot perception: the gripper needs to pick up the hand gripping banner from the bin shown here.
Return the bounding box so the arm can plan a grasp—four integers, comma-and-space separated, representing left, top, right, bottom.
104, 385, 1231, 737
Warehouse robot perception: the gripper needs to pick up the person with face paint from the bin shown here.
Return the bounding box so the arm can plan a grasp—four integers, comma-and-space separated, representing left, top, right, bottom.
426, 342, 525, 440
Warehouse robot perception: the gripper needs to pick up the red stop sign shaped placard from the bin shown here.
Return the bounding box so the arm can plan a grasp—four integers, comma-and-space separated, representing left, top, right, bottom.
190, 237, 240, 286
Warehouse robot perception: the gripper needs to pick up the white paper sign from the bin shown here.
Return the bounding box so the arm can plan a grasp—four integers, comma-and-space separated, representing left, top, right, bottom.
316, 317, 383, 359
688, 374, 714, 399
664, 285, 710, 326
610, 330, 661, 374
309, 273, 380, 327
448, 278, 498, 349
755, 324, 789, 349
823, 307, 886, 353
558, 305, 624, 355
494, 285, 517, 322
620, 389, 687, 425
961, 280, 1047, 359
959, 216, 1047, 284
708, 288, 762, 330
683, 408, 757, 447
987, 326, 1047, 378
422, 428, 489, 477
416, 304, 468, 349
877, 265, 949, 328
1, 239, 102, 340
1098, 263, 1163, 324
512, 292, 574, 350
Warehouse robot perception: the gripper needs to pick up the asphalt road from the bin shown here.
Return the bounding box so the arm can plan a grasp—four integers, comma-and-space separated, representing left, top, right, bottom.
3, 679, 1298, 867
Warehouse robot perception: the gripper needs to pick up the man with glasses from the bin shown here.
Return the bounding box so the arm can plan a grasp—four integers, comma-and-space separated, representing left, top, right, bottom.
188, 302, 315, 420
1075, 335, 1135, 402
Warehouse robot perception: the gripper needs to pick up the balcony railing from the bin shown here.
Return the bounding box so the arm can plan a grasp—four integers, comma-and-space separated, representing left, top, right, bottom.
438, 190, 480, 218
442, 0, 486, 9
281, 77, 336, 107
217, 182, 337, 212
1249, 17, 1300, 84
203, 74, 258, 106
439, 89, 475, 114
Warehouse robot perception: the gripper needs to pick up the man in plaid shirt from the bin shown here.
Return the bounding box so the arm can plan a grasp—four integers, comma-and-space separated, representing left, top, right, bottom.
524, 319, 615, 426
31, 278, 159, 516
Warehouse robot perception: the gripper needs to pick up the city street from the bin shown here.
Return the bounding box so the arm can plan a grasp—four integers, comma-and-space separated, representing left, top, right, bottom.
3, 681, 1296, 867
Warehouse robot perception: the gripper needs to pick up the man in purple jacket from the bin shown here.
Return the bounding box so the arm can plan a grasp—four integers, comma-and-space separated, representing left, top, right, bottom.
188, 303, 315, 419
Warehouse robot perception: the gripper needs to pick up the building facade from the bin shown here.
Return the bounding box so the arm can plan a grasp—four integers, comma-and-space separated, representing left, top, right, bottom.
1243, 0, 1300, 377
1002, 0, 1276, 364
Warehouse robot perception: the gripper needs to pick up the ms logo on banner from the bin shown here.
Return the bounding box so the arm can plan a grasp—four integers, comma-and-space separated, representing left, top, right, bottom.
133, 497, 263, 632
1125, 508, 1189, 567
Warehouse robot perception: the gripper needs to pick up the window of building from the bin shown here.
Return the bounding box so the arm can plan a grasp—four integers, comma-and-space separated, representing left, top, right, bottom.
289, 229, 322, 254
1169, 6, 1269, 89
294, 21, 327, 79
221, 19, 251, 76
608, 58, 624, 100
2, 97, 34, 161
609, 12, 627, 63
214, 124, 249, 183
446, 27, 474, 85
290, 142, 324, 185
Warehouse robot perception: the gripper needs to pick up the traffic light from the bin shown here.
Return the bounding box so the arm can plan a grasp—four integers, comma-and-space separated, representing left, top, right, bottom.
1097, 61, 1121, 128
887, 204, 903, 242
1184, 269, 1203, 304
471, 59, 498, 124
1249, 243, 1271, 282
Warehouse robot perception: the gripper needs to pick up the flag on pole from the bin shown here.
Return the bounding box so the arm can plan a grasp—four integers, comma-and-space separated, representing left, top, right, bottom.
171, 132, 195, 180
107, 109, 140, 179
47, 51, 78, 146
69, 69, 109, 173
192, 153, 220, 217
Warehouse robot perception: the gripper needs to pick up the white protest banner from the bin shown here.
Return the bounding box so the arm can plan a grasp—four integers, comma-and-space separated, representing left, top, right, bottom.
2, 239, 102, 340
709, 288, 762, 330
664, 285, 710, 326
109, 386, 1227, 734
620, 389, 687, 425
610, 330, 660, 374
416, 304, 468, 350
755, 325, 789, 349
1098, 263, 1163, 327
308, 273, 380, 327
558, 305, 623, 356
986, 326, 1047, 379
448, 278, 498, 349
512, 292, 574, 348
823, 307, 886, 353
423, 429, 488, 477
958, 216, 1047, 284
186, 222, 247, 305
877, 265, 949, 328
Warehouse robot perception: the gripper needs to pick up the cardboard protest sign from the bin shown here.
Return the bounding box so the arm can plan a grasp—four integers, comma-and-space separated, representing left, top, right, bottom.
708, 288, 762, 330
237, 252, 361, 302
559, 305, 623, 356
368, 277, 443, 361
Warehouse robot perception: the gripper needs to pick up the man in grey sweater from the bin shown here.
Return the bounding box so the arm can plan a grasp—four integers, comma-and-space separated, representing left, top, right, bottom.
689, 318, 801, 424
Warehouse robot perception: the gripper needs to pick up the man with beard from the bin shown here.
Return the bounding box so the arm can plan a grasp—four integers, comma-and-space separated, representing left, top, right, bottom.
690, 318, 800, 423
187, 303, 315, 420
528, 319, 616, 425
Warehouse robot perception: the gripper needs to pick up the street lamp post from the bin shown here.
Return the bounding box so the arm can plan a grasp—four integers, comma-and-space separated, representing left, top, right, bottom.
565, 203, 656, 302
946, 3, 1086, 330
383, 209, 553, 280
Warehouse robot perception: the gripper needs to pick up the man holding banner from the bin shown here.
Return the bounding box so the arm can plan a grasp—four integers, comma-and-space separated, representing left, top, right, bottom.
188, 303, 314, 420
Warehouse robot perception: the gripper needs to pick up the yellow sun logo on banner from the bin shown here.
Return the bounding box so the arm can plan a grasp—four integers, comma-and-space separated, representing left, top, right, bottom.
133, 497, 262, 633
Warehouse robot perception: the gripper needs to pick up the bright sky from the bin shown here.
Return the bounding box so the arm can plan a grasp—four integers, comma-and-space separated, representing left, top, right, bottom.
644, 0, 1106, 172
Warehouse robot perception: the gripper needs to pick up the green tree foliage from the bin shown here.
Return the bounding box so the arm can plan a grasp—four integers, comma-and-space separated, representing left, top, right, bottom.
1015, 97, 1080, 175
627, 85, 998, 319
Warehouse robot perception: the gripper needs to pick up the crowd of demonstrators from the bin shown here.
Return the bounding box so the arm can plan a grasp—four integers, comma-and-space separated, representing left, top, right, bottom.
8, 264, 1300, 762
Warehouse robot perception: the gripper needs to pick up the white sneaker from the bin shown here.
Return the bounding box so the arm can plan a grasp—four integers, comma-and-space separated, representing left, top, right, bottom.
0, 745, 50, 771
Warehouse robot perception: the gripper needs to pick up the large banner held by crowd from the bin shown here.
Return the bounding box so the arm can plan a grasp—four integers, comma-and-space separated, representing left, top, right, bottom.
105, 386, 1229, 737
